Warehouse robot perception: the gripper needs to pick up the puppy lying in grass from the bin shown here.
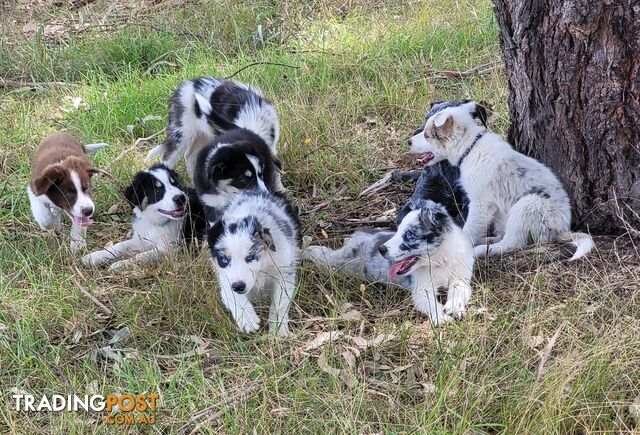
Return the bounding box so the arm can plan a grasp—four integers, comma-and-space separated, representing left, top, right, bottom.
304, 199, 475, 325
82, 165, 206, 271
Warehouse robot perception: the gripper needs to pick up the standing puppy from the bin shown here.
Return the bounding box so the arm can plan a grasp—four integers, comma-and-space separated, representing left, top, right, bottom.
409, 101, 594, 260
82, 165, 206, 270
208, 191, 300, 336
304, 200, 474, 325
146, 77, 281, 183
28, 132, 106, 253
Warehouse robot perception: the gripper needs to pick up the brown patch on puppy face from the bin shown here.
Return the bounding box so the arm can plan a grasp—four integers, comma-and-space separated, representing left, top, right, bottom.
32, 157, 97, 213
423, 115, 452, 150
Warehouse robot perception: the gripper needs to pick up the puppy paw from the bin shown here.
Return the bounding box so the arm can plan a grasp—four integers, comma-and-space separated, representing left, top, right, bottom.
70, 240, 86, 254
269, 321, 290, 337
444, 297, 467, 319
236, 309, 261, 333
429, 311, 454, 326
81, 253, 95, 267
108, 259, 132, 271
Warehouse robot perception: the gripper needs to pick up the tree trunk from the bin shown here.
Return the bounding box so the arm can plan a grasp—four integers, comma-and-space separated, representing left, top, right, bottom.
491, 0, 640, 234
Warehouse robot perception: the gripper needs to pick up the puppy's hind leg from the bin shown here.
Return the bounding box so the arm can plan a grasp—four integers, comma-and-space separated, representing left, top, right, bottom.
303, 236, 366, 275
474, 195, 556, 258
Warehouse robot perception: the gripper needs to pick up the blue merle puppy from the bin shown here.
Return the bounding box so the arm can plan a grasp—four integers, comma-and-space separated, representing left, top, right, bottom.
304, 199, 475, 325
207, 191, 301, 336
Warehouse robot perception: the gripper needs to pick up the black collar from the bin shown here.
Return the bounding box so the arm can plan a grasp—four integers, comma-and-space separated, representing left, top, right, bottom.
457, 132, 485, 167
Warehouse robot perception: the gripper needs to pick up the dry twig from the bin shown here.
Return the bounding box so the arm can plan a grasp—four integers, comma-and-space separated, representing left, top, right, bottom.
536, 321, 566, 381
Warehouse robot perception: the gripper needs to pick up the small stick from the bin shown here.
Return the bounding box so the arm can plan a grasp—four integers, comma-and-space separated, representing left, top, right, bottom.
178, 381, 263, 434
71, 272, 113, 317
224, 62, 300, 80
536, 321, 566, 381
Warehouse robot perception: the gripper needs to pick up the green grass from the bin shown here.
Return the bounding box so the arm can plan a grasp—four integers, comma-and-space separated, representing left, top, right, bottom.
1, 0, 639, 433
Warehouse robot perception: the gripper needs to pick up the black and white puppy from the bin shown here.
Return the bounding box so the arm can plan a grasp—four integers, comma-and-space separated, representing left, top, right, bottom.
146, 77, 281, 183
208, 191, 301, 336
304, 199, 474, 325
194, 128, 282, 225
396, 100, 488, 226
82, 165, 206, 270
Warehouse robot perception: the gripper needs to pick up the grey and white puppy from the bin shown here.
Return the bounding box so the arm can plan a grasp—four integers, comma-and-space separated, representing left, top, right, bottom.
208, 191, 300, 336
304, 200, 475, 325
409, 100, 594, 260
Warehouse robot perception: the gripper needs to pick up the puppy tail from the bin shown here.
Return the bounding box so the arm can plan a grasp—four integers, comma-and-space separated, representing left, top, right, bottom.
557, 231, 595, 261
84, 142, 108, 154
145, 143, 165, 162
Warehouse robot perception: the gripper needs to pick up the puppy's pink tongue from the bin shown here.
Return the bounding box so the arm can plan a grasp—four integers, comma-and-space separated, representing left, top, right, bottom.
389, 259, 408, 278
417, 152, 434, 165
72, 216, 94, 227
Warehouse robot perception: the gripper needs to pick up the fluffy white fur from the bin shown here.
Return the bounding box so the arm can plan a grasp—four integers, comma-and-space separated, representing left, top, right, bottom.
210, 192, 299, 336
81, 168, 186, 271
410, 101, 594, 260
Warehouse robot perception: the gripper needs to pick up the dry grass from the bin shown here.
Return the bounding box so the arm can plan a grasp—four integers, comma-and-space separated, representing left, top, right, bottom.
1, 0, 639, 433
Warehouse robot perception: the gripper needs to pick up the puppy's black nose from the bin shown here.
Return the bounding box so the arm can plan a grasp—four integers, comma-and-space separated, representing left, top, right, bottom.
231, 281, 246, 293
378, 245, 388, 257
407, 138, 412, 145
173, 194, 186, 207
81, 207, 93, 217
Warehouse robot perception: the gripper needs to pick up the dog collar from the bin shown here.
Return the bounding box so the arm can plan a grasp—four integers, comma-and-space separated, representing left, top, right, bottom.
457, 132, 484, 167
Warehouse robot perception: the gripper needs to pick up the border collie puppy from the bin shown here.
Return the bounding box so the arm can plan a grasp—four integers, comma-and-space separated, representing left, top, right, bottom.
396, 100, 486, 226
208, 191, 300, 336
82, 165, 206, 271
145, 77, 281, 182
28, 132, 107, 253
410, 100, 594, 260
194, 128, 282, 225
304, 200, 474, 325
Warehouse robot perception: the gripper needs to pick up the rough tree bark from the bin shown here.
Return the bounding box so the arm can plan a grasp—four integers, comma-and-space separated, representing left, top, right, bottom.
491, 0, 640, 234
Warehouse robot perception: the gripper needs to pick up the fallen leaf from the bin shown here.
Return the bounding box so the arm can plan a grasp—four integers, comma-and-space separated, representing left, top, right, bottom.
304, 331, 344, 351
318, 349, 357, 387
108, 327, 131, 345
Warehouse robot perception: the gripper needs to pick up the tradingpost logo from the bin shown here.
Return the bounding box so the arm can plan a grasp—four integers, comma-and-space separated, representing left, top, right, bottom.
12, 393, 158, 425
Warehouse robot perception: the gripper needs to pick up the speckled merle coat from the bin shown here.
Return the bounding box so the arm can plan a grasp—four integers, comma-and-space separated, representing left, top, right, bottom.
410, 100, 594, 260
207, 191, 300, 336
304, 199, 475, 325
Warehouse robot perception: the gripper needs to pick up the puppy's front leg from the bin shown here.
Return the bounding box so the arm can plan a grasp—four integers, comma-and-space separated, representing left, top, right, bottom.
462, 202, 494, 246
108, 248, 167, 271
443, 249, 474, 319
220, 281, 261, 333
268, 271, 296, 337
412, 284, 452, 326
70, 224, 87, 254
82, 238, 142, 267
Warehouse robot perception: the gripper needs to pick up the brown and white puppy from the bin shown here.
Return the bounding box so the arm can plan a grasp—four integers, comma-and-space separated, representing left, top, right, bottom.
27, 132, 107, 253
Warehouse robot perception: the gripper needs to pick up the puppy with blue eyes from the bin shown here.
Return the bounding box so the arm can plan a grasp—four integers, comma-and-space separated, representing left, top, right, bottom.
304, 199, 474, 325
208, 191, 300, 336
82, 164, 206, 271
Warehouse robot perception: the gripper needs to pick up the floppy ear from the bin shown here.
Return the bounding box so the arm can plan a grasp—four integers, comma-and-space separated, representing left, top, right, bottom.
259, 227, 277, 252
433, 113, 453, 131
124, 172, 150, 209
419, 204, 449, 228
429, 101, 443, 109
33, 164, 66, 195
207, 220, 225, 250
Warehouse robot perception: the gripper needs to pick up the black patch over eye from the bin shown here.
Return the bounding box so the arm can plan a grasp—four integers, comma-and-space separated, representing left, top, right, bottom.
217, 255, 230, 268
245, 254, 257, 263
